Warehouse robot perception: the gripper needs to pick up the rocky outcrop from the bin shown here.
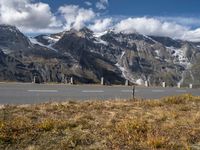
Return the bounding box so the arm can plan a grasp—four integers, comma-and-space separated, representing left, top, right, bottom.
0, 24, 200, 85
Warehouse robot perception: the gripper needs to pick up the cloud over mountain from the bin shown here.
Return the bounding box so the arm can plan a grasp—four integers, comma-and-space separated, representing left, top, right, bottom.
0, 0, 61, 32
89, 18, 113, 32
0, 0, 200, 41
114, 17, 187, 39
58, 5, 95, 30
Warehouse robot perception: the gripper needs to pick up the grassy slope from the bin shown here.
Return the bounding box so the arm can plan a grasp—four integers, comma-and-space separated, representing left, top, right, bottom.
0, 94, 200, 150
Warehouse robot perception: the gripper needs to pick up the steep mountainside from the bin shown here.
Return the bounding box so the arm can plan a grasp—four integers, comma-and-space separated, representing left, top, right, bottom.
0, 24, 200, 86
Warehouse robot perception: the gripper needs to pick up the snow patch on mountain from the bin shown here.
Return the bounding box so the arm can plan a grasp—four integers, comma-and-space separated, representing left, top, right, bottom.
155, 50, 160, 56
166, 46, 193, 84
142, 34, 158, 43
166, 46, 190, 67
0, 47, 12, 54
116, 51, 131, 81
93, 31, 108, 38
93, 31, 108, 45
29, 37, 58, 52
43, 35, 61, 45
116, 51, 144, 85
94, 38, 108, 45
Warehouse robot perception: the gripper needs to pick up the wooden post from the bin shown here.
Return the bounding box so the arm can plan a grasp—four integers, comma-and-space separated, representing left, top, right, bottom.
132, 85, 135, 100
101, 77, 104, 85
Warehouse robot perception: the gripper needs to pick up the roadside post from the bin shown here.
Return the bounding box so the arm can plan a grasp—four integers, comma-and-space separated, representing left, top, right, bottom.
101, 77, 104, 85
132, 85, 135, 100
32, 76, 36, 83
145, 81, 149, 87
162, 82, 166, 88
125, 80, 129, 86
189, 84, 193, 89
177, 83, 181, 88
70, 77, 74, 85
64, 76, 68, 84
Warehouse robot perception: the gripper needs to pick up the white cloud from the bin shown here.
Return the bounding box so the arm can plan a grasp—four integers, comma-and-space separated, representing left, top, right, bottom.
114, 17, 188, 38
89, 18, 113, 32
84, 1, 92, 6
158, 16, 200, 27
182, 28, 200, 42
96, 0, 108, 10
58, 5, 96, 30
0, 0, 61, 32
0, 0, 200, 42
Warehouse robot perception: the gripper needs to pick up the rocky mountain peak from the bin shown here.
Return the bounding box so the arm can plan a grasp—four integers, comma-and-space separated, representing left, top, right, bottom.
80, 27, 93, 34
0, 24, 20, 33
62, 27, 94, 40
150, 36, 182, 48
0, 25, 200, 86
0, 24, 33, 53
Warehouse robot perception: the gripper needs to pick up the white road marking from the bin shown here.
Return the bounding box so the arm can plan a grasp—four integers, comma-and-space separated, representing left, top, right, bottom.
82, 90, 104, 93
176, 90, 187, 93
27, 90, 58, 93
152, 90, 165, 93
121, 90, 139, 93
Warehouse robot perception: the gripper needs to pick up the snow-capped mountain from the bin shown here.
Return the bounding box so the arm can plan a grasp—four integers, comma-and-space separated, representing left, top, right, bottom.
0, 24, 200, 85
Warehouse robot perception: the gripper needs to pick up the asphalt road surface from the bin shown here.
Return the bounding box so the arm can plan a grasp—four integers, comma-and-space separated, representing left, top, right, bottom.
0, 82, 200, 104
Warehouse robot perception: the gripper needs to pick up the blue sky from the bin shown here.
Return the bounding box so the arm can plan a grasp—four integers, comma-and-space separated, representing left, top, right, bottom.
1, 0, 200, 41
39, 0, 200, 17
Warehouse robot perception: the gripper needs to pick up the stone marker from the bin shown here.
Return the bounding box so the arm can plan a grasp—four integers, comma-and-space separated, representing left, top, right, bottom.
177, 83, 181, 88
101, 77, 104, 85
64, 77, 68, 84
33, 76, 36, 83
70, 77, 74, 85
125, 80, 129, 86
162, 82, 166, 88
189, 84, 193, 89
145, 81, 149, 87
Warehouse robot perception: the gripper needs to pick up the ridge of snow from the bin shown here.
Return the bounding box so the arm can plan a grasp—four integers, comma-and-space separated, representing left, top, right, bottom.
29, 37, 58, 52
43, 35, 61, 44
115, 51, 144, 85
0, 47, 11, 54
142, 34, 158, 43
93, 31, 108, 38
94, 38, 108, 45
93, 31, 108, 45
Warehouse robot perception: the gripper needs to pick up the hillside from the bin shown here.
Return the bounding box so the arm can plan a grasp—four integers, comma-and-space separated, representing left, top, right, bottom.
1, 24, 200, 85
0, 95, 200, 149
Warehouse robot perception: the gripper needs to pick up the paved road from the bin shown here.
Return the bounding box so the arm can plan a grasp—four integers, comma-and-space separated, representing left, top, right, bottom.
0, 82, 200, 104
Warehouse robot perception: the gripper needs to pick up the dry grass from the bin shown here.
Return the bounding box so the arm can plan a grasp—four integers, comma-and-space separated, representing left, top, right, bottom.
0, 94, 200, 149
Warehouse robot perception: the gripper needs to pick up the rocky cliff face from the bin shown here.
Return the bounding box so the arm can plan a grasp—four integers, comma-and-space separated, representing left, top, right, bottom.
0, 24, 200, 85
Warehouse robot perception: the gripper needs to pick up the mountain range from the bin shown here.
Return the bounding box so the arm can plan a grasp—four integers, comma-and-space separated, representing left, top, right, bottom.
0, 24, 200, 86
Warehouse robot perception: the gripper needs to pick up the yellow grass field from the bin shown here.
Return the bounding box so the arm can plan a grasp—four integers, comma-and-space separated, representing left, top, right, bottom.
0, 94, 200, 150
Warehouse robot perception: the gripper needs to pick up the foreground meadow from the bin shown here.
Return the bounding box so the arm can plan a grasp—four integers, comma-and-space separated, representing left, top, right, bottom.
0, 94, 200, 150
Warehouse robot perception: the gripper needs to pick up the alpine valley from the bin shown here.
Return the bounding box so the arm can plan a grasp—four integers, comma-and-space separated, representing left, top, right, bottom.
1, 24, 200, 86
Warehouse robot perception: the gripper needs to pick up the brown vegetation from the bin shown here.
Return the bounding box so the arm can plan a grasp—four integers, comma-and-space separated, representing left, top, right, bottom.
0, 94, 200, 149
